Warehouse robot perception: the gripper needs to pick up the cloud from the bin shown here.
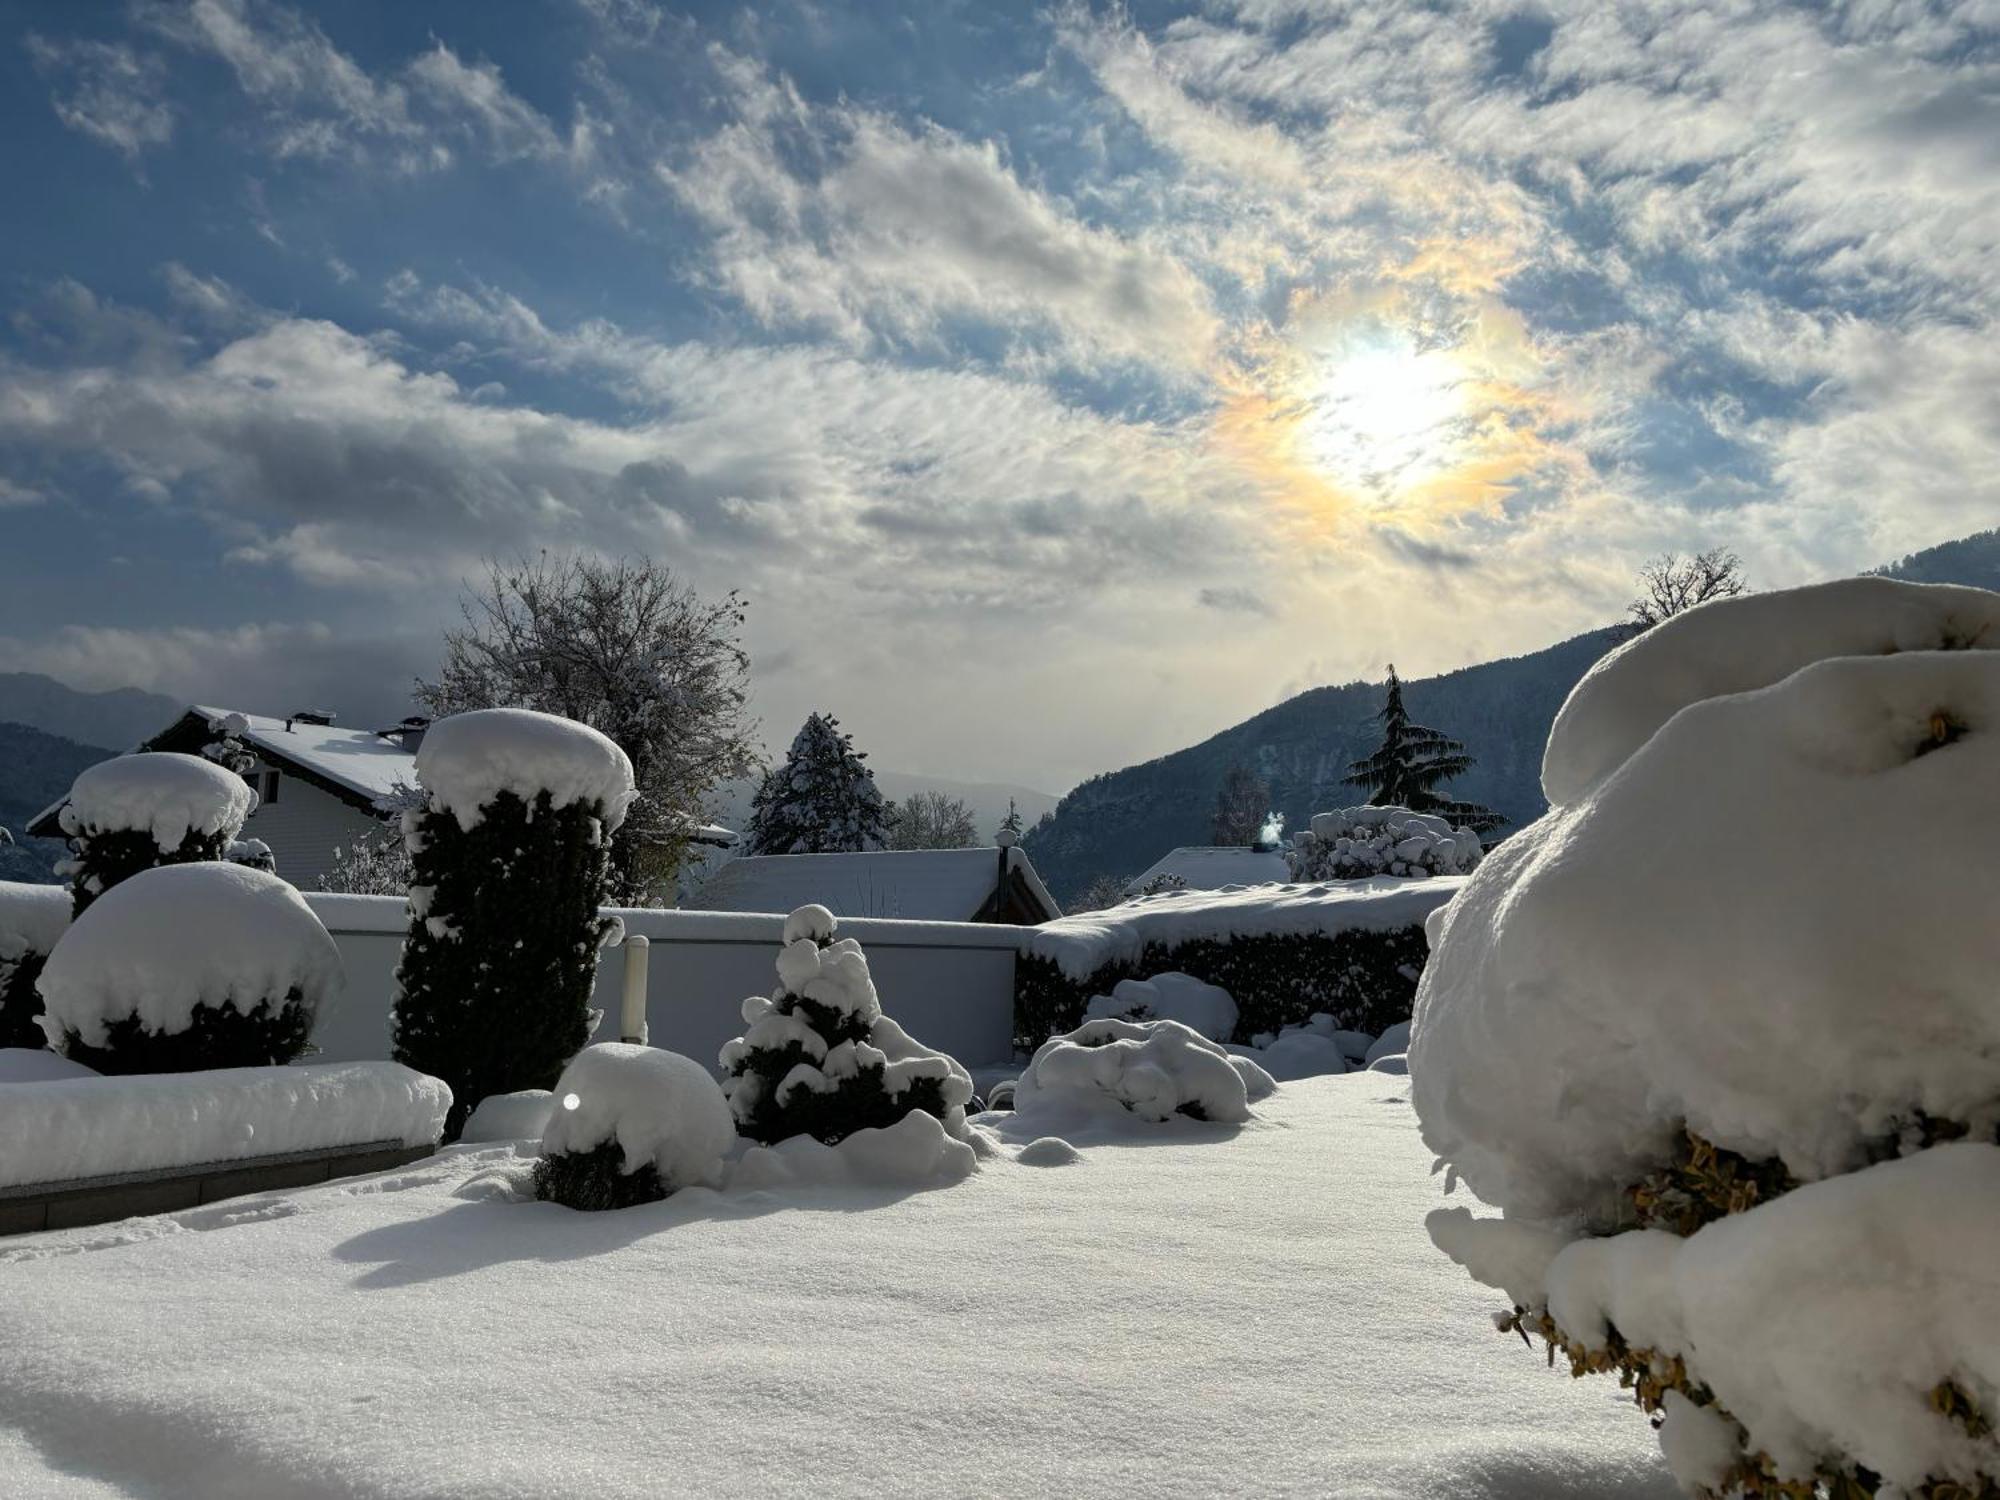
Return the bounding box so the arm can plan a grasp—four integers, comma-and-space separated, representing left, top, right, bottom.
25, 36, 175, 161
1197, 586, 1274, 615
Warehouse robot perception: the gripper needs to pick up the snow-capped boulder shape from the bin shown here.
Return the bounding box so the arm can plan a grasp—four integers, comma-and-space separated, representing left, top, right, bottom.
0, 881, 72, 1050
61, 752, 256, 851
1014, 1017, 1276, 1127
460, 1089, 556, 1144
1082, 973, 1237, 1041
0, 1047, 98, 1085
414, 708, 637, 834
534, 1044, 734, 1211
1364, 1022, 1411, 1067
1285, 805, 1482, 881
1228, 1013, 1353, 1083
729, 1107, 982, 1192
38, 862, 342, 1074
1543, 576, 2000, 806
721, 905, 974, 1148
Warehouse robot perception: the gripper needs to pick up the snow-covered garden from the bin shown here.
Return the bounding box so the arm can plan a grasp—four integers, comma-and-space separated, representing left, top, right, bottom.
2, 576, 1998, 1498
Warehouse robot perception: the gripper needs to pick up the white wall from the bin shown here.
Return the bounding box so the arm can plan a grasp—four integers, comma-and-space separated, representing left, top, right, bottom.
302, 895, 1025, 1075
242, 765, 381, 891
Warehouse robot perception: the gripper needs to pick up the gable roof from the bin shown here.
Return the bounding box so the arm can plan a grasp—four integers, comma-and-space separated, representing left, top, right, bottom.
1125, 846, 1292, 894
684, 848, 1059, 923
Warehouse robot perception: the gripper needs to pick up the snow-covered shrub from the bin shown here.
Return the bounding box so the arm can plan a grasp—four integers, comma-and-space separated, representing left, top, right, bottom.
534, 1044, 734, 1211
1228, 1013, 1356, 1082
1013, 1017, 1276, 1126
37, 862, 341, 1074
1284, 806, 1482, 881
58, 752, 256, 918
719, 904, 974, 1146
1083, 973, 1237, 1042
392, 709, 635, 1139
1415, 587, 2000, 1499
225, 837, 276, 874
0, 881, 70, 1050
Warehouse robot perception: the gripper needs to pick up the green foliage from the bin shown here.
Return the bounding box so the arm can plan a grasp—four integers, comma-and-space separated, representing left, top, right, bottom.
1012, 923, 1431, 1053
745, 712, 888, 855
67, 826, 230, 920
53, 988, 315, 1074
0, 951, 50, 1050
533, 1141, 667, 1212
392, 789, 618, 1140
1343, 666, 1501, 835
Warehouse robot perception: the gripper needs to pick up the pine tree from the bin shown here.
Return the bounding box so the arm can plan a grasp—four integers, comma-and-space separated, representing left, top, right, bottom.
1342, 667, 1502, 835
1209, 765, 1270, 845
745, 713, 889, 855
997, 798, 1025, 841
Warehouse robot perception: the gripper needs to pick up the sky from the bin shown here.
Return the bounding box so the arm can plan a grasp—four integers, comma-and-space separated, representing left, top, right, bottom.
0, 0, 1996, 794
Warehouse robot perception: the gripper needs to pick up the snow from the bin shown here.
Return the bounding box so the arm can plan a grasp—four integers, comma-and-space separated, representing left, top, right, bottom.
1413, 645, 2000, 1223
1542, 576, 2000, 806
0, 1073, 1679, 1498
1121, 846, 1290, 895
414, 708, 637, 833
730, 1108, 981, 1190
0, 881, 69, 964
1286, 806, 1483, 880
1082, 972, 1237, 1040
1366, 1021, 1413, 1065
1225, 1013, 1366, 1082
36, 863, 345, 1053
191, 705, 419, 806
541, 1044, 734, 1192
685, 847, 1058, 922
458, 1090, 554, 1144
1012, 1017, 1276, 1127
0, 1049, 98, 1085
1025, 876, 1463, 981
58, 752, 254, 851
0, 1060, 447, 1189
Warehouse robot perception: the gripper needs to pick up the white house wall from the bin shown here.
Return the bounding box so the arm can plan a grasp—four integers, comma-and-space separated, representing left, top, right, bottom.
243, 766, 384, 891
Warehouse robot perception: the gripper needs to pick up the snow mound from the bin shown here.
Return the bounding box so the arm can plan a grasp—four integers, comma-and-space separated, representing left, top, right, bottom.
729, 1107, 981, 1190
1286, 805, 1483, 880
0, 882, 71, 964
1366, 1054, 1408, 1075
460, 1089, 555, 1144
541, 1044, 734, 1191
58, 752, 255, 850
415, 708, 637, 833
1414, 646, 2000, 1223
1014, 1136, 1081, 1167
0, 1048, 98, 1085
36, 863, 345, 1052
1365, 1021, 1412, 1065
1083, 972, 1237, 1041
1543, 576, 2000, 806
0, 1060, 447, 1189
1014, 1017, 1276, 1127
1229, 1013, 1353, 1082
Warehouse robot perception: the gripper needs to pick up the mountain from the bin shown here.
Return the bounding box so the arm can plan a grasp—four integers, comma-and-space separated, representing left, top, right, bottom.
709, 769, 1059, 843
1875, 527, 2000, 591
0, 673, 181, 752
0, 720, 115, 884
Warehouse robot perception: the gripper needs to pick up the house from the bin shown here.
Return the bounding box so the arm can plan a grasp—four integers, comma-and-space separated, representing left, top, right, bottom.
1124, 846, 1292, 896
683, 847, 1062, 925
29, 707, 421, 891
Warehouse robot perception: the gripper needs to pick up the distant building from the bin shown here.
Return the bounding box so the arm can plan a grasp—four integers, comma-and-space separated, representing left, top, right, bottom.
1123, 846, 1291, 896
684, 847, 1061, 925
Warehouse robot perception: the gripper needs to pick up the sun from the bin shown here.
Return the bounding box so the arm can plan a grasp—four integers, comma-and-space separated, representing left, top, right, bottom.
1299, 335, 1467, 505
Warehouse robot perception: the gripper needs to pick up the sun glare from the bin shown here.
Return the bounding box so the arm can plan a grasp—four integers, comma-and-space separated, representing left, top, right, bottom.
1300, 337, 1466, 504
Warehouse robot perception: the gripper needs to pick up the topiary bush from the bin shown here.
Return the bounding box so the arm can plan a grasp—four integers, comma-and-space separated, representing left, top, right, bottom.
0, 881, 71, 1051
391, 709, 635, 1140
533, 1043, 734, 1211
58, 752, 256, 919
720, 903, 973, 1146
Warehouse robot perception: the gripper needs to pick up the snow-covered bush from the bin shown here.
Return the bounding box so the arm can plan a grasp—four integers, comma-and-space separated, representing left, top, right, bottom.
1227, 1013, 1359, 1082
1083, 973, 1237, 1041
1013, 1017, 1276, 1126
392, 709, 635, 1139
533, 1044, 734, 1211
1415, 581, 2000, 1498
719, 904, 974, 1147
0, 882, 70, 1050
37, 862, 341, 1074
58, 752, 256, 918
1284, 806, 1482, 881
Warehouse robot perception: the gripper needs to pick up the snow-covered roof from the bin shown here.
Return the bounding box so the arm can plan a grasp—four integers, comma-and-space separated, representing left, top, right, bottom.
1124, 846, 1291, 894
191, 706, 417, 806
684, 848, 1059, 923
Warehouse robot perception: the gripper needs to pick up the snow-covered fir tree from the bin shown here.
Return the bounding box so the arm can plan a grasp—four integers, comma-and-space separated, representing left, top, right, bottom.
1342, 667, 1501, 835
997, 797, 1025, 842
744, 713, 888, 855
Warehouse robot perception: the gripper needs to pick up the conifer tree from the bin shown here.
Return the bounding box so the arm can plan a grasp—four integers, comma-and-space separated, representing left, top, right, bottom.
1342, 667, 1501, 835
997, 798, 1025, 842
744, 713, 889, 855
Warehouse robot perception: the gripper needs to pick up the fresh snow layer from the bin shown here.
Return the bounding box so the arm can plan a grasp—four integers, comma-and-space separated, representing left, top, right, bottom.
0, 882, 70, 964
542, 1044, 734, 1191
36, 863, 344, 1051
1026, 876, 1462, 981
58, 752, 254, 850
1287, 806, 1483, 881
1013, 1017, 1276, 1127
0, 1061, 448, 1189
1083, 972, 1237, 1040
1228, 1013, 1361, 1083
0, 1049, 98, 1085
0, 1074, 1677, 1499
1542, 576, 2000, 806
415, 708, 636, 833
458, 1090, 555, 1145
731, 1107, 981, 1190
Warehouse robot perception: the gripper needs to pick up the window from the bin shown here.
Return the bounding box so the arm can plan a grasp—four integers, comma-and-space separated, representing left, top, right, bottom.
262, 769, 281, 805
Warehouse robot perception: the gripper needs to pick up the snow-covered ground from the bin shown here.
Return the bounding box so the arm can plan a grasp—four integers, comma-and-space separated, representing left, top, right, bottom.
0, 1072, 1674, 1499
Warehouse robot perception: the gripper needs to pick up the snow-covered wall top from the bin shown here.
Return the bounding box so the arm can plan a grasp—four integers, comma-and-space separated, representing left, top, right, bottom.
38, 863, 344, 1049
0, 881, 70, 963
60, 752, 255, 850
1542, 577, 2000, 806
415, 708, 637, 832
0, 1060, 448, 1189
1025, 878, 1463, 981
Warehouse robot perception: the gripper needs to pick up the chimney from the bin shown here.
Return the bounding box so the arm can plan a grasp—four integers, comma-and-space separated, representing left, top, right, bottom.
290, 709, 335, 728
387, 715, 430, 753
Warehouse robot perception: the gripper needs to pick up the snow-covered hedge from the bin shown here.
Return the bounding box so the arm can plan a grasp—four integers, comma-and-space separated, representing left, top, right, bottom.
392, 710, 634, 1139
533, 1043, 734, 1211
1284, 806, 1482, 881
58, 752, 256, 917
1415, 579, 2000, 1498
1015, 880, 1457, 1052
0, 881, 70, 1050
37, 862, 341, 1074
1083, 973, 1236, 1041
720, 904, 975, 1147
1012, 1017, 1276, 1127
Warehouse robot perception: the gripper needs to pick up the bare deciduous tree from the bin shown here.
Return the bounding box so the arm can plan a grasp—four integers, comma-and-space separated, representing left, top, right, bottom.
1628, 549, 1747, 630
1210, 764, 1270, 845
418, 555, 758, 904
884, 790, 979, 850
